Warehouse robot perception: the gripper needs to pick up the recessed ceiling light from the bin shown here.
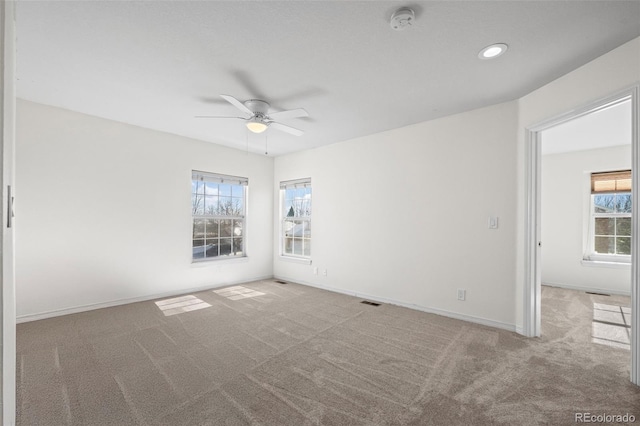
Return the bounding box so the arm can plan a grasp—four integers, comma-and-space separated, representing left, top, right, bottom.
478, 43, 508, 60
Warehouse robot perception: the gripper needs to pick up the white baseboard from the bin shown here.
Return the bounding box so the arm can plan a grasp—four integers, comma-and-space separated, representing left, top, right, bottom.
19, 274, 521, 334
542, 281, 631, 296
275, 276, 517, 333
16, 275, 275, 323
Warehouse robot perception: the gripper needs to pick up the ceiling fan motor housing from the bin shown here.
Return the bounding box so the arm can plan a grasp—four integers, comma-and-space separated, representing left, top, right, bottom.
204, 94, 306, 136
244, 99, 270, 115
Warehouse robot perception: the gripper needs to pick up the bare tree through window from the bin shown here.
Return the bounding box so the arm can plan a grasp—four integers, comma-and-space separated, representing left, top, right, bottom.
192, 172, 247, 260
281, 179, 312, 258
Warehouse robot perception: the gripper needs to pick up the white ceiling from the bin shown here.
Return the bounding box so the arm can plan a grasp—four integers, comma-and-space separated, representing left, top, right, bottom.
16, 1, 640, 156
542, 99, 632, 155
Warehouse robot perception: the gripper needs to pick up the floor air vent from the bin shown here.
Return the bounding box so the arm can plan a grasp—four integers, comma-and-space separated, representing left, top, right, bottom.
586, 291, 610, 296
361, 300, 380, 306
274, 280, 287, 284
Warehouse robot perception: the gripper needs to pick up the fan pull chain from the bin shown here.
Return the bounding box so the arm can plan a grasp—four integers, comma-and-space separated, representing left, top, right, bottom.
265, 132, 268, 155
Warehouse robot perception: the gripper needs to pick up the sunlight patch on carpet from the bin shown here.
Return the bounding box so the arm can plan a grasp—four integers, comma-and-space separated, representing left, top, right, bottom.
155, 295, 211, 316
591, 303, 631, 350
214, 286, 265, 300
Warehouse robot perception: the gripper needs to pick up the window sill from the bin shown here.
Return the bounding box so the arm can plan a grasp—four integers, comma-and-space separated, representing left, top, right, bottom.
191, 256, 249, 267
581, 259, 631, 269
279, 255, 312, 265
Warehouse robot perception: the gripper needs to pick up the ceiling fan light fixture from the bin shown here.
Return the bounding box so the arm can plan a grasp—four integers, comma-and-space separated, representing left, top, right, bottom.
478, 43, 508, 60
200, 94, 306, 136
246, 118, 268, 133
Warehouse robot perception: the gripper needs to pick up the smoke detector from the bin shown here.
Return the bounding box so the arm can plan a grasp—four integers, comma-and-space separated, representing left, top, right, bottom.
390, 7, 415, 31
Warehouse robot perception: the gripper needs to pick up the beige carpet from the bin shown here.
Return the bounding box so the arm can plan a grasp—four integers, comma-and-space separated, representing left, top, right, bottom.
16, 280, 640, 425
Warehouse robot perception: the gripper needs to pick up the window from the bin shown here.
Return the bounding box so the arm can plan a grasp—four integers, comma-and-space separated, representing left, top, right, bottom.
589, 170, 631, 261
280, 178, 311, 258
191, 171, 247, 261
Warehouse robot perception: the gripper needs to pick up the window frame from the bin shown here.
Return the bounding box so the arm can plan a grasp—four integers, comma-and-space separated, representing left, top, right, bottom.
586, 170, 632, 263
279, 178, 312, 262
191, 170, 248, 262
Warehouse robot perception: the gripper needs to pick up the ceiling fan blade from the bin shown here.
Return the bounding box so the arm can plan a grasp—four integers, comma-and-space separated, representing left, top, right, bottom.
220, 94, 253, 117
231, 70, 267, 101
270, 121, 304, 136
269, 108, 309, 121
194, 115, 246, 119
197, 96, 227, 105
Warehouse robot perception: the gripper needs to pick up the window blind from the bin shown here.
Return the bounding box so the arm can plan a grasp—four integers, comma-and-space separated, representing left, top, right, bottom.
591, 170, 631, 194
280, 178, 311, 189
192, 170, 248, 186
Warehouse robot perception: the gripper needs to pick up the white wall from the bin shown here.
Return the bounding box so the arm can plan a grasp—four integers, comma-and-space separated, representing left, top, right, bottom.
16, 100, 274, 319
541, 145, 631, 295
15, 35, 640, 332
274, 101, 518, 330
516, 36, 640, 329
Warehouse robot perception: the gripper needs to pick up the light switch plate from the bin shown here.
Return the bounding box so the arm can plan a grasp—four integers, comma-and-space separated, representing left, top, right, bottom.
488, 217, 499, 229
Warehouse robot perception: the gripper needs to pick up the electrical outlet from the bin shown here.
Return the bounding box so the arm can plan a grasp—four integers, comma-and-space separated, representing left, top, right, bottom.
322, 269, 327, 276
457, 289, 466, 301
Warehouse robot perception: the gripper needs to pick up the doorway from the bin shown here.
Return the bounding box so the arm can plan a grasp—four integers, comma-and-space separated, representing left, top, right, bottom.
524, 86, 640, 386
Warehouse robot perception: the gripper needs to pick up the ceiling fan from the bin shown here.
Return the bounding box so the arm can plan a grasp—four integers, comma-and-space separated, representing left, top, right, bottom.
196, 94, 308, 136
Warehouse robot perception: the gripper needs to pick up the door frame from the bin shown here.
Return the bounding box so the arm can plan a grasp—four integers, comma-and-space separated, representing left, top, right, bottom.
523, 84, 640, 385
1, 1, 17, 423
